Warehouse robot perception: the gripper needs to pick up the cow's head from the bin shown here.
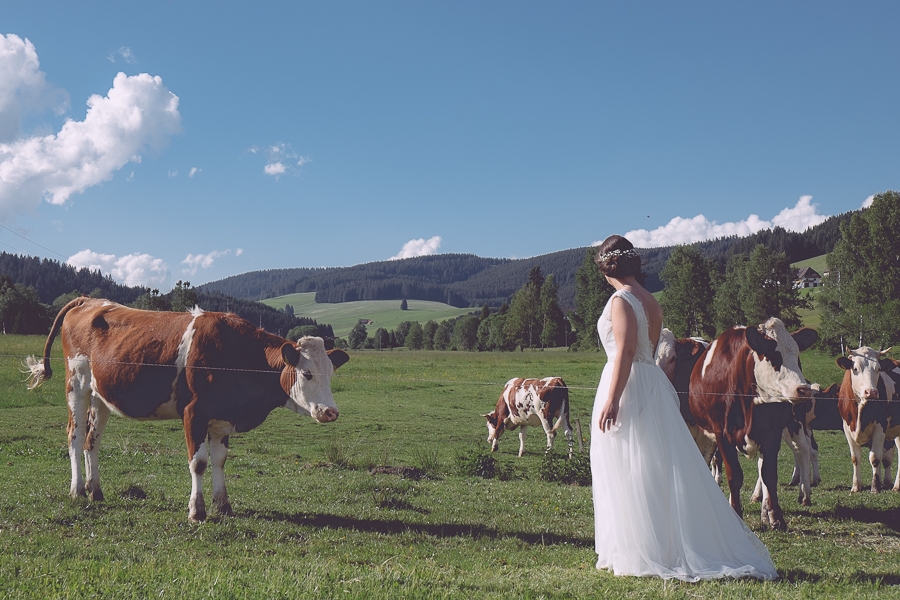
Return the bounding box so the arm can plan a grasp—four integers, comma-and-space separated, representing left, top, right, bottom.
746, 318, 818, 403
836, 346, 893, 402
655, 328, 678, 384
483, 411, 505, 451
280, 336, 349, 422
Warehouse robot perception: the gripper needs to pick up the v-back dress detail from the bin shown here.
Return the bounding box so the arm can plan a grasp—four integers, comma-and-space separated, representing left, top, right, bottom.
590, 289, 777, 581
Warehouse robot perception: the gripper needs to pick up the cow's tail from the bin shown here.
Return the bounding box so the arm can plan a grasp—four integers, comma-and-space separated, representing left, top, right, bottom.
24, 297, 87, 389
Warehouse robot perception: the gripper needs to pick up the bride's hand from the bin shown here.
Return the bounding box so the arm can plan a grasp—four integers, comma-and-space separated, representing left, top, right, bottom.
599, 401, 618, 432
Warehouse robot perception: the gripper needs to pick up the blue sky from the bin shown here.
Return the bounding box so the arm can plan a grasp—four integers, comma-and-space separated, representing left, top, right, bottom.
1, 2, 897, 290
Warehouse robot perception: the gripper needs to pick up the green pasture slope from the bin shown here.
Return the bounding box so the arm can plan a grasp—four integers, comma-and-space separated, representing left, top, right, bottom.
1, 334, 899, 599
261, 292, 476, 339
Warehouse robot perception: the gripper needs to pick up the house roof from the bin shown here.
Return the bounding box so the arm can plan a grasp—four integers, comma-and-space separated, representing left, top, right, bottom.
796, 266, 821, 279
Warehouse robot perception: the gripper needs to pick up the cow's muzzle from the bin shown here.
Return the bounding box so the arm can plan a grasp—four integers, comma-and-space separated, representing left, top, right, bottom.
314, 406, 339, 423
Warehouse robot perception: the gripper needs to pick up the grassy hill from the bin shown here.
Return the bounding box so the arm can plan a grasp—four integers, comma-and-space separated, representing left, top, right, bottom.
261, 292, 477, 339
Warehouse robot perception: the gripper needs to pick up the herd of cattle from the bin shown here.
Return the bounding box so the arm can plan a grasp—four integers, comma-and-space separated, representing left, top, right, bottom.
484, 317, 900, 532
22, 297, 900, 530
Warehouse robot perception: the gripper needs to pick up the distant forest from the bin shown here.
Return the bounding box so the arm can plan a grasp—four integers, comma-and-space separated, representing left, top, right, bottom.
0, 252, 328, 337
201, 211, 855, 310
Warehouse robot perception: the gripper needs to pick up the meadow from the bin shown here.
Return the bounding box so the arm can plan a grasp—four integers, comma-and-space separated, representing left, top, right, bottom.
260, 293, 476, 339
1, 336, 900, 599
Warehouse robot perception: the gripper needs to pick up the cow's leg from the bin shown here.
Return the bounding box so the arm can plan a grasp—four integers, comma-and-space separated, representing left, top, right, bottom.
551, 411, 574, 458
83, 399, 111, 502
208, 433, 233, 516
758, 432, 787, 531
717, 436, 743, 518
844, 425, 864, 492
518, 426, 528, 457
883, 442, 893, 491
784, 428, 812, 506
537, 413, 557, 454
184, 404, 210, 522
868, 427, 886, 493
66, 357, 93, 498
809, 431, 821, 487
751, 468, 763, 504
710, 448, 723, 484
893, 439, 900, 492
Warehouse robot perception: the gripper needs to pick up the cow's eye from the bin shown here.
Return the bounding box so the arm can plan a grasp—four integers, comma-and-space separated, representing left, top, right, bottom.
301, 369, 313, 380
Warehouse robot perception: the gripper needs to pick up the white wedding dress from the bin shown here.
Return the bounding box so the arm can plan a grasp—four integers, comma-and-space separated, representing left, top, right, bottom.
590, 289, 777, 581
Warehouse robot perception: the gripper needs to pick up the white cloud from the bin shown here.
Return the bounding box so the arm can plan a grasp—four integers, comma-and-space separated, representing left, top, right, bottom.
107, 47, 137, 65
861, 195, 875, 209
264, 162, 286, 176
0, 34, 69, 142
0, 70, 181, 221
68, 249, 168, 287
614, 196, 830, 248
189, 166, 200, 178
182, 249, 233, 275
257, 142, 309, 178
390, 236, 443, 260
235, 248, 244, 256
168, 170, 178, 177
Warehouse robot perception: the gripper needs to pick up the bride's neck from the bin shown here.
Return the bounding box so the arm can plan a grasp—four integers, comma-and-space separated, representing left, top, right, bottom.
607, 275, 640, 291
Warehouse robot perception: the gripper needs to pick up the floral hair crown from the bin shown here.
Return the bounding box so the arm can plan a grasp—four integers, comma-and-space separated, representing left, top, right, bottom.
597, 248, 638, 263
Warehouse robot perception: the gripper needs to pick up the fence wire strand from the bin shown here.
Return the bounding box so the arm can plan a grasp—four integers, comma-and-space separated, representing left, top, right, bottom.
0, 352, 885, 403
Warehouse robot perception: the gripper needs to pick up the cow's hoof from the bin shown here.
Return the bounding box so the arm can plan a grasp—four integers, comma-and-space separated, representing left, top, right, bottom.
772, 519, 788, 532
189, 510, 207, 523
215, 502, 234, 517
87, 488, 104, 502
798, 496, 812, 507
850, 486, 860, 493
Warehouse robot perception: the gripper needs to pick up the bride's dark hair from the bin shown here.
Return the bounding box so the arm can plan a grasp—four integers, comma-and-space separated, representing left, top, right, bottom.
595, 235, 644, 281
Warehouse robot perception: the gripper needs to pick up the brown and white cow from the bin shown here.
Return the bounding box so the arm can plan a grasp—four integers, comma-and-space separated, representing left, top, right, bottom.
25, 298, 350, 522
483, 377, 573, 457
689, 317, 818, 531
835, 347, 898, 493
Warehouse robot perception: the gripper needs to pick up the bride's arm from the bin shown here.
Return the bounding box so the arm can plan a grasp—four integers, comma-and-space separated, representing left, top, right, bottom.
598, 296, 637, 432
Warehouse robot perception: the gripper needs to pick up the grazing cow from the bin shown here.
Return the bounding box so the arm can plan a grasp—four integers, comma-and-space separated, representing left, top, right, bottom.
689, 318, 818, 531
25, 298, 350, 522
483, 377, 573, 457
836, 348, 898, 493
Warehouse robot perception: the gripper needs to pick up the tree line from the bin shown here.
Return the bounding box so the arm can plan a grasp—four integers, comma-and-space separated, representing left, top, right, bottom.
342, 266, 571, 352
0, 275, 333, 339
199, 212, 853, 311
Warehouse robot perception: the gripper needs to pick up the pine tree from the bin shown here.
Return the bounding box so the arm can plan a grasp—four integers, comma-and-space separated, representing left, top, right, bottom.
819, 191, 900, 350
571, 247, 613, 350
659, 246, 716, 338
539, 274, 565, 348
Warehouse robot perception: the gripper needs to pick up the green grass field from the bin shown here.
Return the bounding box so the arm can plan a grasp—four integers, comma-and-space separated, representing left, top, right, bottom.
261, 292, 477, 339
2, 335, 899, 598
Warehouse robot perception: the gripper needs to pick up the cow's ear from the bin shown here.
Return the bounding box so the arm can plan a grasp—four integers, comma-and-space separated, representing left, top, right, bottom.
836, 356, 853, 371
745, 326, 775, 358
281, 343, 301, 367
792, 328, 819, 352
327, 348, 350, 370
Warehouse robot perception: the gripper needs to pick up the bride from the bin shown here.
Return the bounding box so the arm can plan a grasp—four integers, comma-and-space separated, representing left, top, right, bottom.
590, 235, 778, 581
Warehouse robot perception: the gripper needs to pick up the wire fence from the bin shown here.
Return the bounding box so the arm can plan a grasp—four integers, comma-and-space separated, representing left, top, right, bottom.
1, 352, 894, 404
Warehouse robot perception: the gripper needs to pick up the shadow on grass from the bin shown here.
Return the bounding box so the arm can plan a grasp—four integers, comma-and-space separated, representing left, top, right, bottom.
248, 509, 593, 548
782, 569, 900, 585
804, 505, 900, 532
